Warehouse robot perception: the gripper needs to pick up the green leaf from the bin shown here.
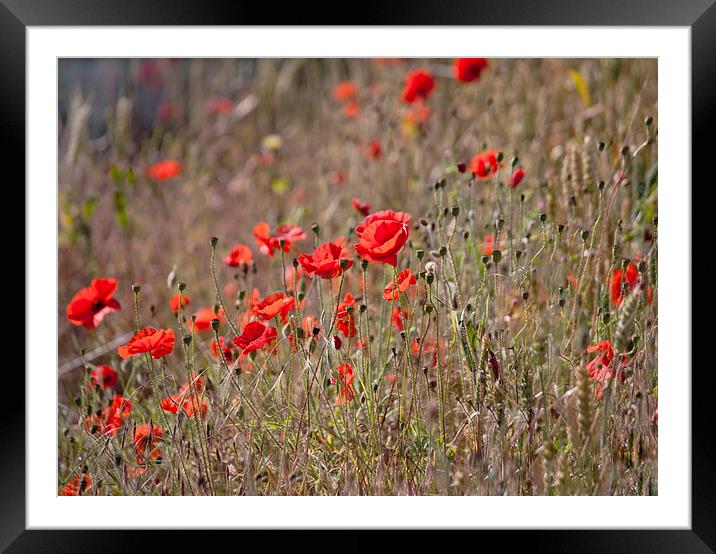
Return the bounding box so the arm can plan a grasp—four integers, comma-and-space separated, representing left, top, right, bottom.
82, 197, 96, 219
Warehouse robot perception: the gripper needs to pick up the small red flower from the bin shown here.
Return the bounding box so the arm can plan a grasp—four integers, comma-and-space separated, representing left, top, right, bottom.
480, 234, 497, 256
510, 168, 526, 188
332, 362, 356, 405
454, 58, 488, 83
66, 278, 121, 329
366, 140, 382, 160
89, 365, 118, 390
610, 262, 652, 306
118, 328, 175, 359
335, 293, 357, 338
252, 292, 296, 322
233, 321, 278, 358
85, 394, 132, 437
223, 244, 254, 268
391, 307, 408, 331
191, 307, 225, 333
169, 292, 190, 314
210, 336, 237, 363
298, 239, 353, 280
383, 268, 417, 301
352, 198, 371, 217
253, 221, 306, 257
147, 160, 182, 182
60, 473, 93, 496
469, 149, 502, 180
585, 340, 626, 399
402, 69, 435, 103
133, 423, 164, 465
343, 102, 360, 119
333, 81, 358, 102
161, 379, 208, 418
207, 98, 233, 114
355, 210, 411, 267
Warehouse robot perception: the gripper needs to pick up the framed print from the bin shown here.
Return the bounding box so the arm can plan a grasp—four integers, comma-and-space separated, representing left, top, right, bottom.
6, 0, 711, 551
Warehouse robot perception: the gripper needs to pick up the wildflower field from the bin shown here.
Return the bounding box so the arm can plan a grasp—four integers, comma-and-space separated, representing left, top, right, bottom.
58, 58, 658, 496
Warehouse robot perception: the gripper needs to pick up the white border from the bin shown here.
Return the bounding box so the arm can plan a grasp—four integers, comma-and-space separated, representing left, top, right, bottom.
28, 27, 690, 529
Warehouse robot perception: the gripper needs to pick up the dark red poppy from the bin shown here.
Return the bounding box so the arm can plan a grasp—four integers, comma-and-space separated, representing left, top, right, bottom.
335, 293, 357, 338
85, 394, 132, 438
354, 210, 411, 267
66, 278, 121, 329
233, 321, 278, 358
402, 69, 435, 103
252, 292, 296, 322
352, 198, 371, 217
191, 307, 225, 333
118, 328, 175, 359
133, 423, 164, 465
169, 292, 190, 314
253, 221, 306, 257
332, 362, 356, 405
383, 268, 417, 301
211, 336, 237, 363
469, 149, 502, 180
147, 160, 182, 182
510, 168, 526, 188
298, 239, 353, 280
60, 473, 93, 496
391, 307, 408, 331
454, 58, 488, 83
223, 244, 254, 268
89, 365, 118, 390
333, 81, 358, 102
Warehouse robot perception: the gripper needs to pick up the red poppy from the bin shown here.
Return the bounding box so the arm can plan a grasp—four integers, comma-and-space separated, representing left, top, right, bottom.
118, 327, 175, 359
133, 423, 164, 465
332, 362, 356, 405
66, 278, 121, 329
610, 262, 652, 306
60, 473, 93, 496
510, 168, 526, 188
454, 58, 488, 83
343, 102, 360, 119
147, 160, 182, 182
402, 69, 435, 103
366, 140, 382, 160
89, 365, 118, 389
352, 198, 371, 217
335, 293, 357, 338
161, 381, 208, 418
298, 239, 353, 280
383, 268, 417, 301
391, 307, 408, 331
207, 98, 233, 114
211, 336, 237, 363
469, 149, 502, 180
412, 337, 447, 366
233, 321, 278, 358
85, 394, 132, 437
169, 292, 190, 314
333, 81, 358, 102
252, 292, 296, 322
223, 244, 254, 268
355, 210, 411, 267
191, 307, 225, 333
480, 234, 497, 256
585, 340, 625, 399
253, 221, 306, 257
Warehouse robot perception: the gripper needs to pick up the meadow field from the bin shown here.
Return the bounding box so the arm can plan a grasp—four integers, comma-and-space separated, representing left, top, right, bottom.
58, 58, 658, 496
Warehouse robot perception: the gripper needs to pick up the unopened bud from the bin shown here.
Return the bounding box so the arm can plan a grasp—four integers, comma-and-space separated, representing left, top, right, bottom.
209, 236, 218, 247
131, 283, 141, 294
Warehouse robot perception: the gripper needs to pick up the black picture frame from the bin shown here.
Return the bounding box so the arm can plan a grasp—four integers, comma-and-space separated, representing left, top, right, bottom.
5, 1, 709, 551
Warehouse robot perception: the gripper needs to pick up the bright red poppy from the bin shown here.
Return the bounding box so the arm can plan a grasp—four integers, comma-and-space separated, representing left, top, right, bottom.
469, 149, 502, 180
89, 365, 118, 389
223, 244, 254, 268
510, 168, 526, 188
586, 340, 625, 399
147, 160, 182, 182
335, 293, 357, 338
233, 321, 278, 358
610, 262, 652, 306
298, 239, 353, 280
133, 423, 164, 465
355, 210, 411, 267
169, 292, 190, 314
85, 394, 132, 437
118, 327, 175, 359
383, 268, 417, 301
161, 381, 208, 418
332, 362, 356, 405
191, 307, 225, 333
66, 278, 121, 329
253, 221, 306, 257
391, 307, 408, 331
480, 234, 498, 256
454, 58, 488, 83
333, 81, 358, 102
60, 473, 93, 496
402, 69, 435, 103
352, 198, 371, 217
252, 292, 296, 322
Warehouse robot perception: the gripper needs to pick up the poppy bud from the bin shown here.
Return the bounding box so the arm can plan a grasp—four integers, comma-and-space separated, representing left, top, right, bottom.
515, 250, 522, 260
510, 156, 519, 168
182, 334, 192, 345
496, 151, 504, 163
620, 145, 630, 157
131, 283, 141, 294
522, 291, 529, 301
359, 304, 367, 314
361, 260, 368, 271
312, 327, 320, 337
457, 162, 467, 173
292, 258, 299, 268
311, 223, 320, 236
333, 336, 342, 350
557, 224, 565, 234
463, 231, 470, 240
297, 291, 305, 302
416, 248, 425, 260
598, 141, 605, 152
539, 213, 547, 223
644, 115, 653, 126
439, 246, 447, 257
424, 304, 433, 314
211, 318, 220, 331
580, 229, 589, 241
426, 273, 435, 285
652, 215, 658, 226
339, 258, 350, 270
496, 218, 504, 230
451, 206, 460, 217
210, 237, 218, 247
598, 180, 605, 191
178, 282, 186, 292
481, 255, 490, 265
558, 298, 565, 308
492, 250, 502, 264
